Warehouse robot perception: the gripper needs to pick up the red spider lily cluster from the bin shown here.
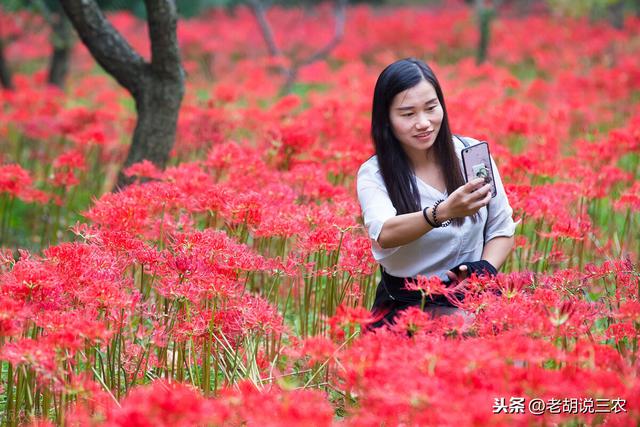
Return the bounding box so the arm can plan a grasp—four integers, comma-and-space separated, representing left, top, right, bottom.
1, 1, 640, 425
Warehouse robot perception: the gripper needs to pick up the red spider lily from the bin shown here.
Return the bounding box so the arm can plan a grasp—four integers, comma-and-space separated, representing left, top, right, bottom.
337, 327, 637, 425
58, 107, 112, 146
264, 122, 317, 170
50, 149, 87, 187
205, 141, 267, 178
494, 271, 534, 299
220, 190, 264, 228
583, 259, 638, 301
507, 182, 583, 223
0, 164, 49, 203
336, 233, 376, 277
238, 293, 284, 335
220, 380, 334, 427
616, 300, 640, 323
328, 304, 382, 339
536, 289, 602, 338
0, 9, 24, 40
83, 228, 160, 267
539, 213, 592, 241
297, 335, 338, 366
150, 229, 269, 303
388, 305, 441, 335
615, 181, 640, 212
464, 268, 609, 339
583, 258, 634, 280
0, 296, 26, 337
212, 82, 241, 103
1, 338, 63, 390
123, 160, 163, 180
175, 104, 232, 156
2, 250, 65, 306
95, 380, 229, 427
285, 163, 348, 201
606, 321, 639, 344
52, 149, 86, 171
0, 247, 15, 270
545, 299, 579, 327
405, 274, 449, 296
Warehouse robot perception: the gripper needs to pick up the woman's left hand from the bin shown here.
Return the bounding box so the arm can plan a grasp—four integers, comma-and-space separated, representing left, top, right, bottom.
445, 267, 472, 299
445, 265, 469, 283
445, 260, 497, 284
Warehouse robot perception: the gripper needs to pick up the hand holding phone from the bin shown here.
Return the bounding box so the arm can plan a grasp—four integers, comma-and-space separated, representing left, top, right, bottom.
461, 141, 497, 198
433, 176, 491, 220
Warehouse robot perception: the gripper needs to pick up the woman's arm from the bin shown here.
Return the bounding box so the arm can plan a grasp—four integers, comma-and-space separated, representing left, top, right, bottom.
377, 210, 434, 249
377, 178, 491, 249
481, 235, 515, 270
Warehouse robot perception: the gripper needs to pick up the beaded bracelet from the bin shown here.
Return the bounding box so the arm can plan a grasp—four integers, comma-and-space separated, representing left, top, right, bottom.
422, 206, 439, 228
432, 199, 452, 227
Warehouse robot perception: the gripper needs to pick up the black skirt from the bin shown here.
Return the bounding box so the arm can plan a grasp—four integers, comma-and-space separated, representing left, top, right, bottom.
366, 268, 462, 331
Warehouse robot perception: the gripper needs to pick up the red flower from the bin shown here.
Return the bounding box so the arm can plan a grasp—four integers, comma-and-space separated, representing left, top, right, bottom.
123, 160, 163, 180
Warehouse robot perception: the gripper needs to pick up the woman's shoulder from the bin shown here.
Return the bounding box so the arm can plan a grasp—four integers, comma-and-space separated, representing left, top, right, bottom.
452, 134, 482, 149
357, 155, 381, 176
357, 155, 386, 190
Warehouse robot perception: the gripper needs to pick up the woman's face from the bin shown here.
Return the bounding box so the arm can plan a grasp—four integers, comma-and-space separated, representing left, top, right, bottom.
388, 78, 443, 159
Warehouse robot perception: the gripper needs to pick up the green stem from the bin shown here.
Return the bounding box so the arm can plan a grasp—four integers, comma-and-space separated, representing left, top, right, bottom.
202, 333, 211, 395
14, 364, 24, 426
1, 195, 15, 245
42, 388, 51, 422
6, 362, 14, 427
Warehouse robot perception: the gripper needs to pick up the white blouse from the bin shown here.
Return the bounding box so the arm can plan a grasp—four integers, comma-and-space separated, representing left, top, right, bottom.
356, 136, 516, 279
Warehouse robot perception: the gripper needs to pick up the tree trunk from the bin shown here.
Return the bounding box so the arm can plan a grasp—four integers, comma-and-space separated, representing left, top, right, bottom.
475, 1, 494, 64
48, 12, 72, 88
607, 0, 625, 29
60, 0, 185, 191
0, 39, 12, 90
474, 0, 500, 65
118, 73, 184, 188
514, 0, 528, 16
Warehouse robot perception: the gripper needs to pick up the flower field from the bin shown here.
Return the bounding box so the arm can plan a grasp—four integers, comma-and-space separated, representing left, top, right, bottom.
1, 2, 640, 426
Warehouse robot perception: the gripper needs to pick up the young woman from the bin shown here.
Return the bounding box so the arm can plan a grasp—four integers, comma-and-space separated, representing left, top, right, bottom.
357, 58, 516, 330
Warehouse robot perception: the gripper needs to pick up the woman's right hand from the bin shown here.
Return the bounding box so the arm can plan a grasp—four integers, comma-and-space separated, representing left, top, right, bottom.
438, 178, 491, 220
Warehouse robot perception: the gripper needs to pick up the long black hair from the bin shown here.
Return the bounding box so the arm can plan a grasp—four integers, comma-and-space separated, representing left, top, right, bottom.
371, 58, 467, 226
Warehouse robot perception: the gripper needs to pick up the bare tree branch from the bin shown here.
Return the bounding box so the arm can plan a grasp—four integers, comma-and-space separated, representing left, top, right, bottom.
298, 0, 347, 67
144, 0, 183, 79
247, 0, 282, 58
247, 0, 348, 94
59, 0, 146, 95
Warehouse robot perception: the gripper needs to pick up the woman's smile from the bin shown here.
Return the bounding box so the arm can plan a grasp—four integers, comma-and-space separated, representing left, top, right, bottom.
414, 130, 434, 140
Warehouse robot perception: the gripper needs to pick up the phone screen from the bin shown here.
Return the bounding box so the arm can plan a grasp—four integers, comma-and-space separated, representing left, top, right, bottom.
461, 141, 497, 198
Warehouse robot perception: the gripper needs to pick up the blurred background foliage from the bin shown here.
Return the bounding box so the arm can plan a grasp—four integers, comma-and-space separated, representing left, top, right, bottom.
0, 0, 638, 20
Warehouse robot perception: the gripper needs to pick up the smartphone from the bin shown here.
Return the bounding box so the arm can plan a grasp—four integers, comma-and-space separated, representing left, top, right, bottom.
461, 141, 497, 198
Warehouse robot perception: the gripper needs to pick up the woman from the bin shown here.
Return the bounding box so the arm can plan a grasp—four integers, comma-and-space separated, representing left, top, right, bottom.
357, 58, 516, 330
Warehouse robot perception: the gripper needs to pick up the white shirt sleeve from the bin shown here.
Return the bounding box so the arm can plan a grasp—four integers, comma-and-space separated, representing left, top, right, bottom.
484, 155, 517, 242
356, 159, 401, 259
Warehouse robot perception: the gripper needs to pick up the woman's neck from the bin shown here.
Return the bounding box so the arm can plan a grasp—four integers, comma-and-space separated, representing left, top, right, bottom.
405, 147, 437, 171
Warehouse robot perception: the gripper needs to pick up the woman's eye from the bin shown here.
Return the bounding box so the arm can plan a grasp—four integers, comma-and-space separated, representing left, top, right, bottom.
402, 112, 414, 117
